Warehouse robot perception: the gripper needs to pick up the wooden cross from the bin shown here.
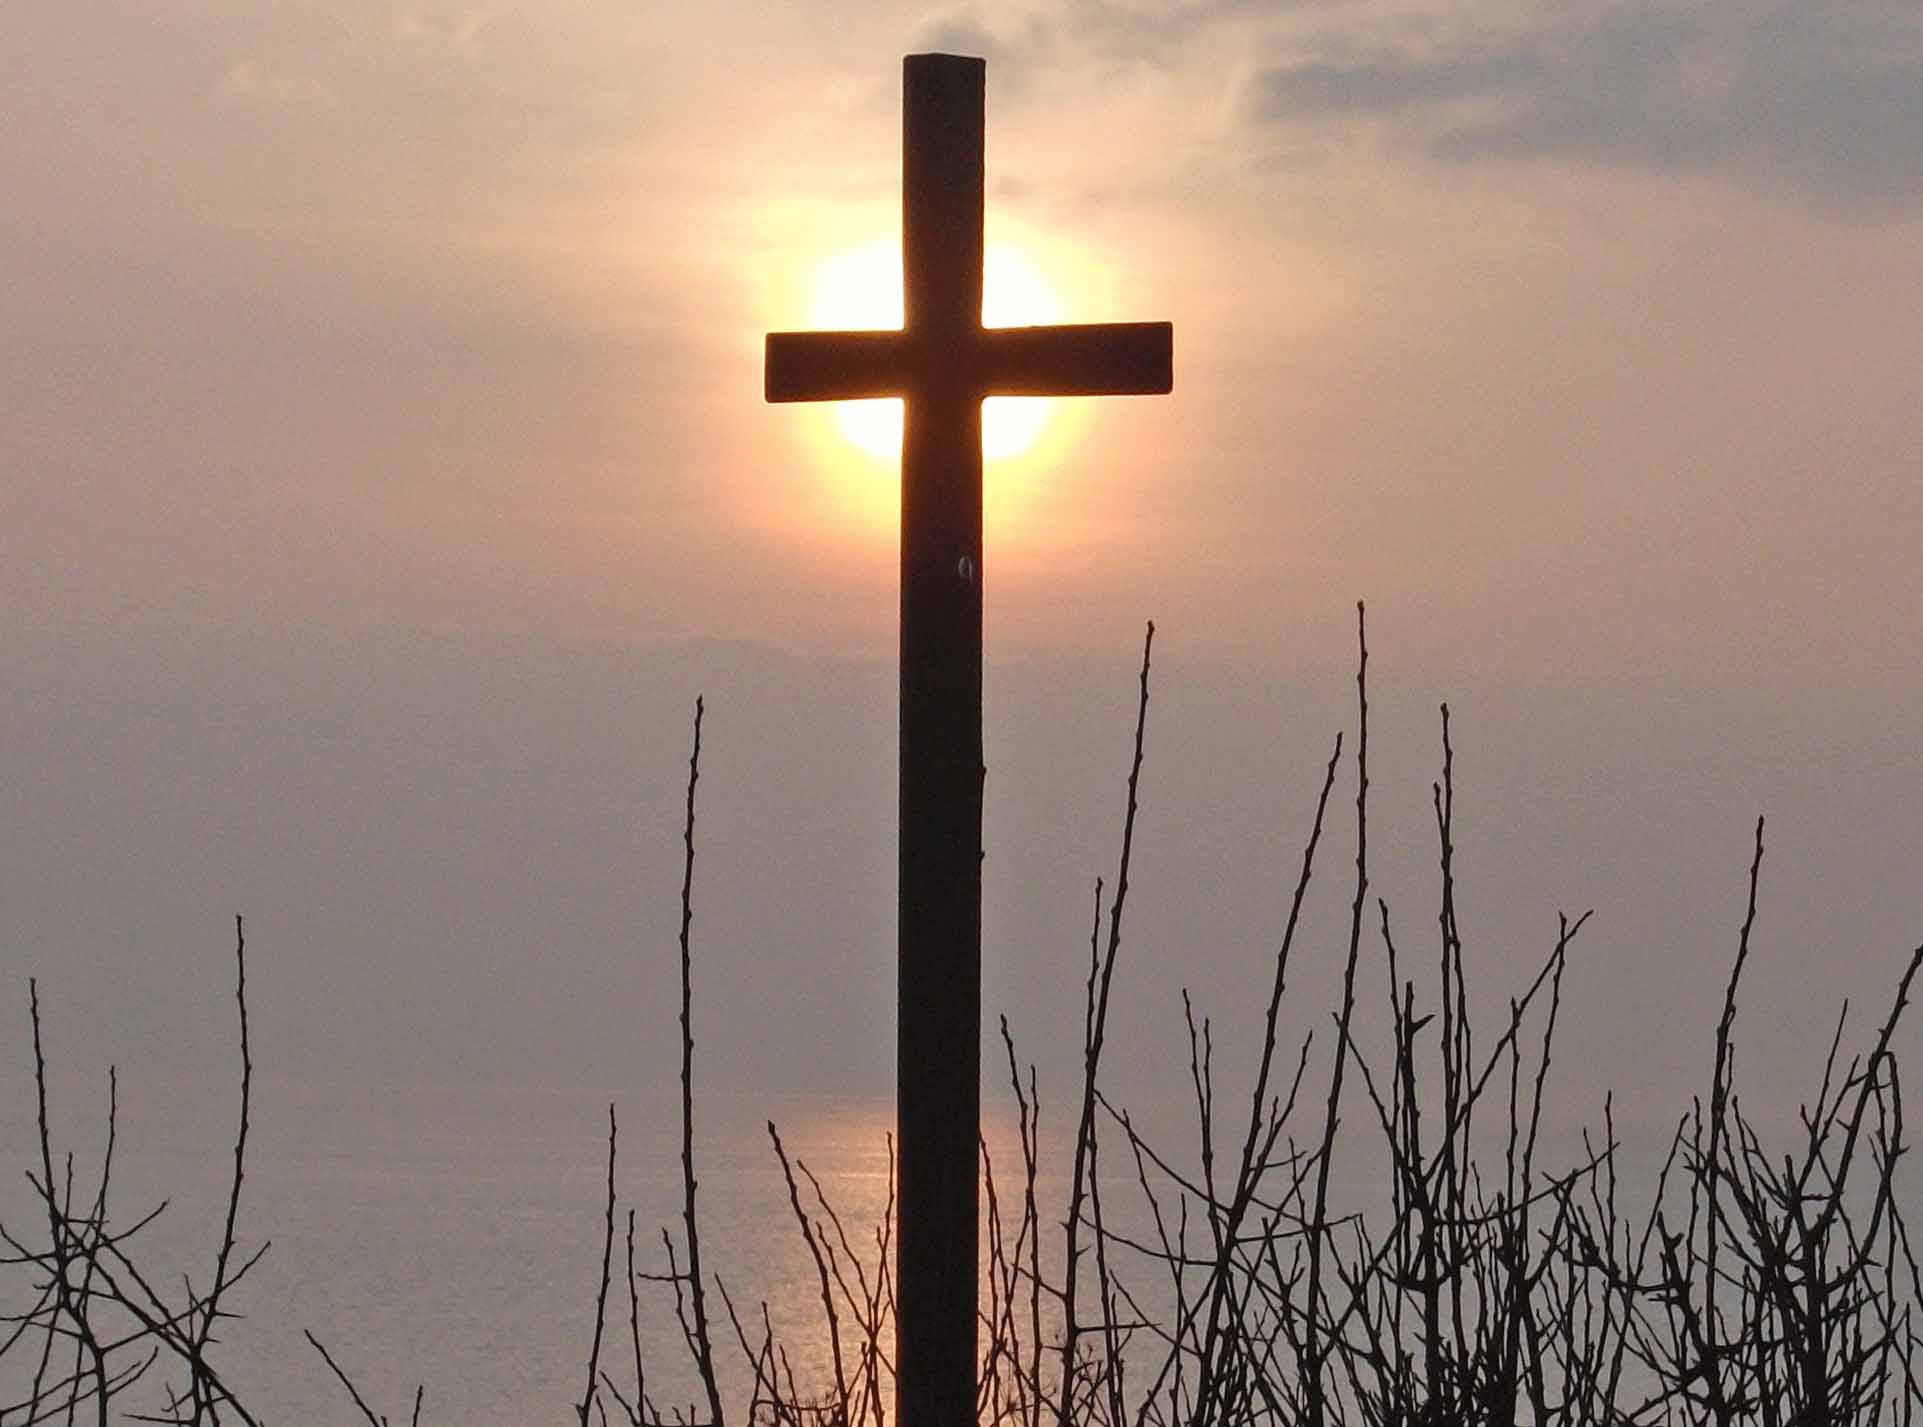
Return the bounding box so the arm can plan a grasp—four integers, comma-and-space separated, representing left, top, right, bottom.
765, 53, 1172, 1427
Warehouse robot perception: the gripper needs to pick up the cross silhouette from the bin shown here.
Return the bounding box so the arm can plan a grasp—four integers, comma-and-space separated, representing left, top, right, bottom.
765, 53, 1171, 1427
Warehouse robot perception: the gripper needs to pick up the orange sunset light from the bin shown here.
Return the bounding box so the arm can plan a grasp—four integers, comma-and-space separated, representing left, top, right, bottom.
800, 240, 1083, 532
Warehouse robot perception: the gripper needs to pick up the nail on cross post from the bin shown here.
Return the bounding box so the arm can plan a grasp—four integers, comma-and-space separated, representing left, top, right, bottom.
764, 53, 1172, 1427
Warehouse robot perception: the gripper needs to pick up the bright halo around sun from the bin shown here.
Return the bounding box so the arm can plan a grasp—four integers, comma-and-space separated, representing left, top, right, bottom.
807, 242, 1064, 464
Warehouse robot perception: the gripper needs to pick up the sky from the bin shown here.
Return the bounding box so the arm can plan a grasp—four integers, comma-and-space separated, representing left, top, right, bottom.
5, 0, 1923, 1147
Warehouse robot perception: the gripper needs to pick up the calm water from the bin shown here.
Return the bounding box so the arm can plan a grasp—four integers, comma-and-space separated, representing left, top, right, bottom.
6, 1063, 1883, 1423
0, 1064, 1580, 1423
1, 1072, 927, 1423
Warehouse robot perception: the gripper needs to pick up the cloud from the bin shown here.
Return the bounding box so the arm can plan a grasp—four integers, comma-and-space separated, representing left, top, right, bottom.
912, 9, 1014, 63
909, 0, 1279, 78
218, 58, 339, 109
1250, 0, 1923, 208
395, 6, 492, 54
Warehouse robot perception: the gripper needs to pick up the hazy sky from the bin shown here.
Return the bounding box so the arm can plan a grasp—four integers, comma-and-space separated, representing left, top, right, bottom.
5, 0, 1922, 1139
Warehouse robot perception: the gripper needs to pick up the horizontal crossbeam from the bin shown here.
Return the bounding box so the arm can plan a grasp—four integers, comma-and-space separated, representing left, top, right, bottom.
978, 321, 1172, 397
765, 330, 911, 403
765, 321, 1173, 404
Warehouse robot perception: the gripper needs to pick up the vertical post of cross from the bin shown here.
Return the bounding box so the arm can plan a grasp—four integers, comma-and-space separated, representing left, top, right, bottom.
896, 52, 986, 1427
763, 52, 1171, 1427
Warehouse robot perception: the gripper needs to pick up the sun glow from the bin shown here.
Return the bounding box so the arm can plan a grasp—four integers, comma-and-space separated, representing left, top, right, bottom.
807, 242, 1064, 464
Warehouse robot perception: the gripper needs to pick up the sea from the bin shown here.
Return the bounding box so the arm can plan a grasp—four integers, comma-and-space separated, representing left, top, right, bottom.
4, 1059, 1892, 1424
0, 1070, 1063, 1424
1, 1062, 1426, 1424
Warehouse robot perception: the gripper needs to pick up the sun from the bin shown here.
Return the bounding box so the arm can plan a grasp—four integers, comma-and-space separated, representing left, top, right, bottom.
807, 242, 1063, 464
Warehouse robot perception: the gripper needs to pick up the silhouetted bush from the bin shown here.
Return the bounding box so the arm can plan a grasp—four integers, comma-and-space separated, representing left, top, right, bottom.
7, 614, 1920, 1424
